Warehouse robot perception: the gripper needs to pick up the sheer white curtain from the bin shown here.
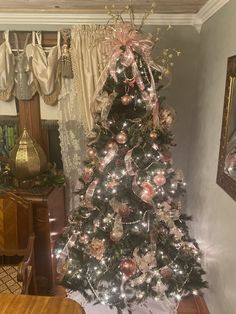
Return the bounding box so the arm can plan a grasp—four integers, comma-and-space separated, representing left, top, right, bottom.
58, 78, 86, 211
58, 25, 107, 211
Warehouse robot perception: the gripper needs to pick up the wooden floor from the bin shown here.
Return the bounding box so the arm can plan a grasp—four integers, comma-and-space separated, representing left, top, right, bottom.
178, 296, 210, 314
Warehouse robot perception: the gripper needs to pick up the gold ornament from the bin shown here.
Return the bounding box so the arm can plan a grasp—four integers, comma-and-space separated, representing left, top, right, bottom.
9, 128, 48, 179
160, 107, 175, 129
110, 229, 123, 242
116, 131, 128, 144
121, 93, 132, 106
149, 130, 157, 140
87, 147, 97, 159
89, 239, 105, 261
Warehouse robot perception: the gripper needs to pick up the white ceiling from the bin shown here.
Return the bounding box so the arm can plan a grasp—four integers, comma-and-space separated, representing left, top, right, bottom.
0, 0, 208, 14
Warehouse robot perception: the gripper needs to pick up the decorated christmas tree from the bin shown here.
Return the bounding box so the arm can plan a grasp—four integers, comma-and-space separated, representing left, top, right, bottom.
56, 17, 207, 314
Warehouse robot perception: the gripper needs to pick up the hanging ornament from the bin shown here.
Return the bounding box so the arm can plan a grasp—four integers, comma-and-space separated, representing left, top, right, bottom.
160, 107, 175, 129
130, 224, 142, 235
116, 131, 128, 144
121, 93, 132, 106
89, 239, 105, 261
106, 141, 117, 151
107, 179, 119, 189
79, 234, 89, 244
82, 167, 94, 183
141, 182, 155, 202
110, 229, 123, 242
110, 215, 123, 242
118, 204, 132, 218
149, 130, 157, 140
120, 259, 137, 277
153, 173, 166, 186
87, 147, 97, 159
160, 266, 173, 279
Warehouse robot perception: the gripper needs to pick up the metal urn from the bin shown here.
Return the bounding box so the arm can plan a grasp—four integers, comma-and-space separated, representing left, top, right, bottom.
9, 128, 48, 179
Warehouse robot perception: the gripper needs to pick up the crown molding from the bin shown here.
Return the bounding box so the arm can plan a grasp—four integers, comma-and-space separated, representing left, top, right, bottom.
0, 0, 230, 31
0, 13, 195, 30
196, 0, 230, 24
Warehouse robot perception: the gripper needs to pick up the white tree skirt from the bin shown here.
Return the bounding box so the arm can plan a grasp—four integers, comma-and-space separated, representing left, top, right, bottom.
68, 291, 178, 314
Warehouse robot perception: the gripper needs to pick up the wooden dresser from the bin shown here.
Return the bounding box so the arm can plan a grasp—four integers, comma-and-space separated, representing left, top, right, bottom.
10, 186, 66, 296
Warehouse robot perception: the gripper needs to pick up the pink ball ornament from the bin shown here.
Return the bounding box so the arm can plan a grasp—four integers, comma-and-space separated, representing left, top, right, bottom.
79, 234, 89, 244
120, 259, 137, 277
116, 131, 128, 144
141, 182, 155, 202
153, 173, 166, 186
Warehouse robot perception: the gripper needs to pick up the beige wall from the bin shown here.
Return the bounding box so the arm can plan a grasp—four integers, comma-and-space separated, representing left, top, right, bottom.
187, 1, 236, 314
144, 25, 200, 176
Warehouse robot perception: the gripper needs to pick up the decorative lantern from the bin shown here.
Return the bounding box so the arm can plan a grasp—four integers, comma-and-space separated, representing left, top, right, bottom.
9, 128, 48, 179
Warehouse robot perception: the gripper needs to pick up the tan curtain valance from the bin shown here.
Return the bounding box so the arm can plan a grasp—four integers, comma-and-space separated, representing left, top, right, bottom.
0, 30, 73, 106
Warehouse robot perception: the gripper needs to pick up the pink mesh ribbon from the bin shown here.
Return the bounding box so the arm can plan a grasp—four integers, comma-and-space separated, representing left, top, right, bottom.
90, 23, 160, 129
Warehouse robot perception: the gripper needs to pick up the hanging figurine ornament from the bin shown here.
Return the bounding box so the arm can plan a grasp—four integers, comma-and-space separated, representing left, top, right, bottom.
116, 131, 128, 144
110, 215, 124, 242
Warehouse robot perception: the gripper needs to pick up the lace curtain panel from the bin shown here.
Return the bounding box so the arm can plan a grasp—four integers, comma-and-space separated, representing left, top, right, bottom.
58, 25, 108, 211
58, 78, 86, 211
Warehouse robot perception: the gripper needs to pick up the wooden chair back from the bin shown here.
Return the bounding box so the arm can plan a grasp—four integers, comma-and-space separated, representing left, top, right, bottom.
0, 192, 33, 256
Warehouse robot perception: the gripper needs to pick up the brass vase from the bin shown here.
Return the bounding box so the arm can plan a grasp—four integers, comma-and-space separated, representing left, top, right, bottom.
9, 128, 48, 179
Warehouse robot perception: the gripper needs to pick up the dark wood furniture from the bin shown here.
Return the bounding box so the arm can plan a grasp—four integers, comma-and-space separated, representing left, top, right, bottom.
0, 192, 36, 294
0, 294, 85, 314
9, 186, 66, 296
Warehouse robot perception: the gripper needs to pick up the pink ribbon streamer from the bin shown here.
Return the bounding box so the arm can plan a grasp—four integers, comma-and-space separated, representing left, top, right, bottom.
132, 176, 154, 206
85, 178, 99, 208
99, 143, 118, 172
